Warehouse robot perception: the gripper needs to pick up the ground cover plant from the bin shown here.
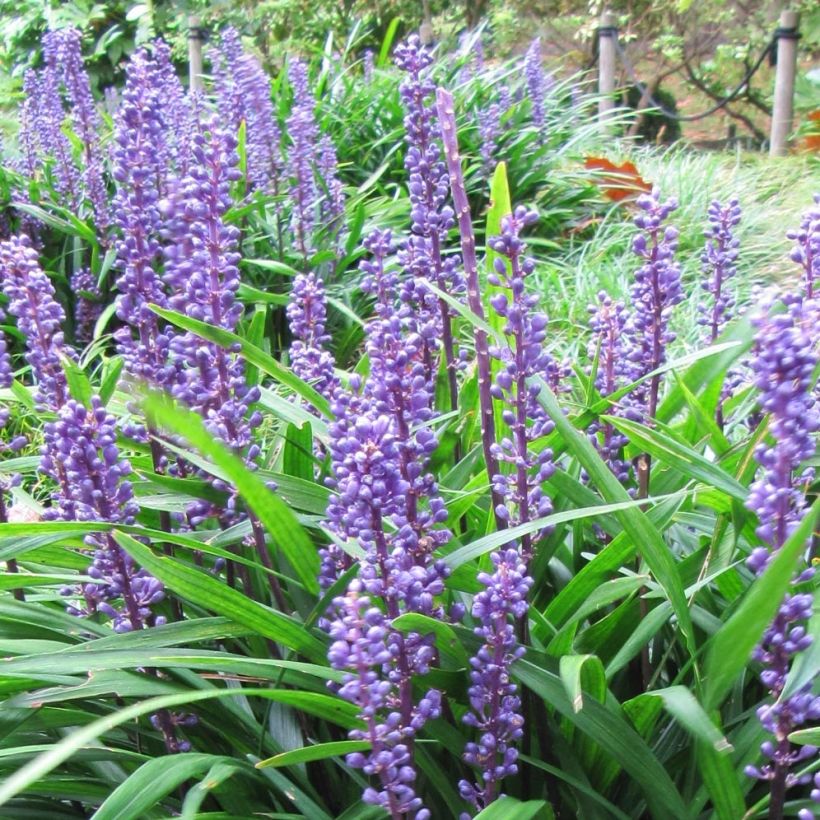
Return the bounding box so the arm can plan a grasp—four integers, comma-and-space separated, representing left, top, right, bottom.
0, 21, 818, 820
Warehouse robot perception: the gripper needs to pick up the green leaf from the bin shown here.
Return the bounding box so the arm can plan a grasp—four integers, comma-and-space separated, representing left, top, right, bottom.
256, 740, 370, 769
444, 494, 683, 569
789, 727, 820, 746
92, 754, 238, 820
536, 382, 698, 671
141, 393, 320, 595
559, 654, 606, 713
625, 686, 732, 752
604, 416, 746, 500
474, 797, 553, 820
515, 658, 690, 818
0, 688, 340, 806
151, 305, 329, 417
703, 499, 820, 711
114, 532, 325, 661
696, 738, 745, 820
60, 354, 93, 407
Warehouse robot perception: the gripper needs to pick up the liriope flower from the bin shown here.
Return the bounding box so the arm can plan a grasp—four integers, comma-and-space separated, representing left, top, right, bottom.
163, 121, 261, 522
0, 234, 71, 411
788, 194, 819, 303
52, 28, 110, 233
487, 207, 556, 558
743, 298, 820, 814
624, 187, 683, 422
287, 272, 338, 399
394, 35, 463, 399
587, 292, 632, 483
699, 197, 741, 343
459, 548, 532, 814
112, 48, 175, 393
286, 59, 319, 262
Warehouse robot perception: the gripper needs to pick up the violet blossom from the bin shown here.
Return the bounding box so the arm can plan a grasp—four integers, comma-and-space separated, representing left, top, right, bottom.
587, 292, 632, 483
287, 272, 338, 398
624, 187, 683, 423
0, 234, 71, 411
788, 194, 819, 303
163, 121, 262, 523
487, 206, 556, 559
112, 48, 175, 392
394, 35, 463, 406
459, 548, 532, 814
699, 197, 741, 343
743, 298, 819, 817
71, 268, 103, 345
317, 134, 345, 237
51, 28, 110, 233
524, 38, 552, 140
286, 58, 320, 262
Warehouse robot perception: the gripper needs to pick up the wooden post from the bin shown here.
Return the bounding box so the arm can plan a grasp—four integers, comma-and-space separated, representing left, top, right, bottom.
598, 11, 618, 127
188, 15, 204, 94
769, 10, 799, 157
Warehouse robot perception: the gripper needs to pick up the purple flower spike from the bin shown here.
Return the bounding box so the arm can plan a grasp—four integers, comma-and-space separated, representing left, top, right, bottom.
51, 28, 110, 234
287, 272, 338, 398
459, 548, 532, 814
477, 100, 504, 177
36, 33, 81, 206
624, 187, 683, 422
744, 297, 820, 815
587, 292, 632, 482
164, 120, 261, 479
699, 198, 741, 343
395, 36, 463, 398
788, 194, 819, 302
486, 206, 556, 559
0, 234, 71, 410
524, 38, 552, 140
286, 58, 320, 262
112, 48, 174, 391
71, 268, 103, 345
317, 134, 345, 237
214, 28, 283, 193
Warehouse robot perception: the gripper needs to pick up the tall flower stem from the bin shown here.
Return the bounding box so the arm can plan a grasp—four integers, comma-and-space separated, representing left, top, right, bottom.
436, 88, 504, 527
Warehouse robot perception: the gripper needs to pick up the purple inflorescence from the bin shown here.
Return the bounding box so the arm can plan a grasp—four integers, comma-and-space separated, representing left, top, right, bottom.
699, 198, 741, 343
215, 28, 283, 193
317, 134, 345, 236
71, 268, 103, 345
624, 187, 683, 421
163, 121, 261, 484
0, 234, 71, 411
743, 298, 820, 809
394, 35, 463, 392
213, 27, 246, 131
459, 548, 532, 814
524, 38, 552, 139
36, 33, 81, 205
587, 292, 633, 483
363, 49, 375, 83
47, 398, 163, 631
286, 59, 320, 261
112, 48, 175, 392
51, 28, 110, 234
486, 207, 556, 559
154, 40, 196, 176
477, 100, 504, 178
325, 397, 446, 818
788, 194, 819, 302
287, 272, 338, 398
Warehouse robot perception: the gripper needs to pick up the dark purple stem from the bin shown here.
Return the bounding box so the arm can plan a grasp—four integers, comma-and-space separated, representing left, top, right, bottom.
436, 88, 505, 528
